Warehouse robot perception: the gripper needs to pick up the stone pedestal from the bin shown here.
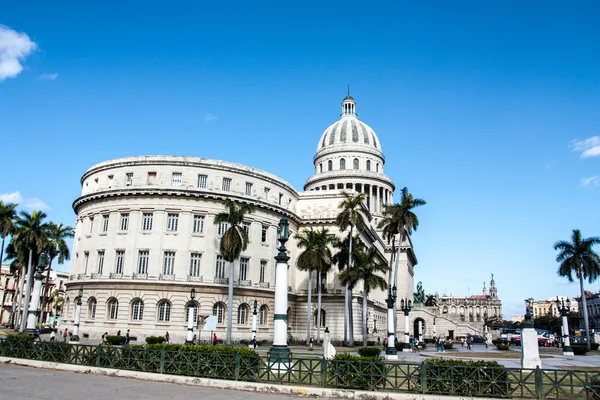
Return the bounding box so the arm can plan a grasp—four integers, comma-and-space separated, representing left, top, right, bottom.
521, 327, 542, 369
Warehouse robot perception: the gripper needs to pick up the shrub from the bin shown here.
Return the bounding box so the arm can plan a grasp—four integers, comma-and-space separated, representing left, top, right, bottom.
492, 339, 503, 346
588, 376, 600, 399
5, 334, 35, 342
591, 343, 599, 351
423, 358, 509, 397
366, 341, 375, 346
571, 344, 589, 356
357, 347, 381, 358
420, 342, 427, 350
106, 335, 126, 346
496, 344, 510, 351
145, 336, 166, 345
328, 353, 386, 390
443, 342, 453, 350
239, 339, 250, 345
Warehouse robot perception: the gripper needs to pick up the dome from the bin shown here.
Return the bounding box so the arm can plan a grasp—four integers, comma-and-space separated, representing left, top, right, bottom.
316, 95, 381, 153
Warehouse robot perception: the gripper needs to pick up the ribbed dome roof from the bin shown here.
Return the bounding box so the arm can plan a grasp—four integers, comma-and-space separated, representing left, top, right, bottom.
317, 117, 380, 152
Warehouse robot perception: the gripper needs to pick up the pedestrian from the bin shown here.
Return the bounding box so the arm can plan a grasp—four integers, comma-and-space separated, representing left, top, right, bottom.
485, 336, 489, 349
377, 337, 381, 346
125, 329, 130, 345
309, 336, 314, 350
165, 332, 170, 344
192, 334, 197, 345
213, 333, 218, 346
50, 330, 56, 341
253, 338, 257, 349
461, 338, 464, 347
117, 330, 121, 336
35, 327, 41, 341
63, 329, 69, 343
102, 332, 108, 345
414, 338, 420, 353
383, 337, 387, 348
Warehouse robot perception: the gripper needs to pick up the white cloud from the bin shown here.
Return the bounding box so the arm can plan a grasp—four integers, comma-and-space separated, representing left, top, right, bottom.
0, 191, 23, 203
0, 190, 50, 210
39, 73, 58, 80
204, 113, 217, 122
22, 198, 51, 211
0, 25, 37, 81
581, 176, 600, 188
569, 136, 600, 158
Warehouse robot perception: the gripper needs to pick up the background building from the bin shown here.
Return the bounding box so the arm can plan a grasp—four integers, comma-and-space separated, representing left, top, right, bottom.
576, 291, 600, 331
525, 296, 579, 319
64, 95, 417, 343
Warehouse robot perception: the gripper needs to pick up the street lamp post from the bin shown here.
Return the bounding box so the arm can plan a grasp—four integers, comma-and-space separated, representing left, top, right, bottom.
26, 254, 48, 332
269, 217, 291, 365
186, 288, 196, 344
556, 296, 574, 356
385, 285, 398, 360
72, 288, 83, 340
250, 300, 258, 349
400, 298, 412, 352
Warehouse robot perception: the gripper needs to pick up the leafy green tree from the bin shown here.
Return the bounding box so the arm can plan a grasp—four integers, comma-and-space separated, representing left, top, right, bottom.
0, 200, 17, 269
336, 191, 367, 346
534, 315, 561, 334
295, 228, 332, 344
214, 199, 255, 344
567, 312, 580, 330
377, 187, 425, 331
554, 229, 600, 350
424, 294, 438, 307
39, 222, 74, 326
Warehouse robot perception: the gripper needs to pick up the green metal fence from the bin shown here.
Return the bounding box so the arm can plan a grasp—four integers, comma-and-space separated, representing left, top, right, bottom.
1, 339, 599, 399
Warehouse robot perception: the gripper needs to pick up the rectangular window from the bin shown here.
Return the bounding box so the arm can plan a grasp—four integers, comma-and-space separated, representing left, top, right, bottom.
215, 255, 226, 279
138, 250, 149, 274
197, 174, 207, 188
126, 173, 133, 186
119, 213, 129, 231
107, 175, 113, 188
218, 222, 229, 236
189, 253, 202, 276
222, 178, 231, 191
84, 251, 89, 274
102, 215, 109, 232
142, 213, 153, 231
239, 257, 249, 281
166, 213, 179, 231
89, 217, 94, 234
115, 250, 125, 274
147, 171, 157, 184
192, 215, 204, 233
279, 193, 283, 205
245, 182, 253, 195
261, 225, 268, 243
163, 251, 175, 275
172, 172, 182, 186
260, 260, 267, 283
242, 221, 251, 236
264, 187, 270, 199
97, 250, 105, 274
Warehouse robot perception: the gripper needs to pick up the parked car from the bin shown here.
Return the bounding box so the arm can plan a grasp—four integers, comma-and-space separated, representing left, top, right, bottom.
469, 335, 486, 343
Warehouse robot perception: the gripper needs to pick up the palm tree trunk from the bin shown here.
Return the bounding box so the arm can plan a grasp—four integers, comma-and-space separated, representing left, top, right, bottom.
343, 281, 348, 344
306, 269, 313, 345
348, 226, 354, 346
226, 261, 234, 345
392, 232, 403, 333
20, 249, 34, 332
15, 266, 26, 329
317, 272, 323, 343
38, 258, 53, 327
11, 270, 23, 328
580, 275, 592, 350
363, 284, 368, 347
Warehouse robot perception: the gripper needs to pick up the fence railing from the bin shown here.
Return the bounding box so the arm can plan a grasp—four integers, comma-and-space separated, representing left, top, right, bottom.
1, 339, 599, 399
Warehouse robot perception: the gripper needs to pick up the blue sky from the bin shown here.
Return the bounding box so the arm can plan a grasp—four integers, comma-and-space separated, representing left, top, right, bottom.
1, 1, 599, 318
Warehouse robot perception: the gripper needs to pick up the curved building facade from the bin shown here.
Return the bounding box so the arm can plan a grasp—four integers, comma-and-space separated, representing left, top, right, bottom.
65, 95, 421, 343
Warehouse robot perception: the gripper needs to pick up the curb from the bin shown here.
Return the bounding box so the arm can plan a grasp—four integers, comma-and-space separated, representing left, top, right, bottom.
0, 356, 491, 400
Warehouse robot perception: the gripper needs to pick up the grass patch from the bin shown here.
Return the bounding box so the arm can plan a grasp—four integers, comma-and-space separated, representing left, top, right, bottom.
438, 352, 553, 359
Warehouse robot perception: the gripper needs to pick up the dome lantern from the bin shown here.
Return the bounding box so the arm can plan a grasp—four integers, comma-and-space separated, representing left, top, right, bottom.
341, 85, 356, 117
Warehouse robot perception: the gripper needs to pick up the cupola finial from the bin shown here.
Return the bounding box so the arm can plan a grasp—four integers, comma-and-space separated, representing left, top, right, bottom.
341, 87, 356, 117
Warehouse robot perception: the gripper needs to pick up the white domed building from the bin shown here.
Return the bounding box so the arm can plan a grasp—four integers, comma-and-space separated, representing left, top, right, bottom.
64, 95, 418, 343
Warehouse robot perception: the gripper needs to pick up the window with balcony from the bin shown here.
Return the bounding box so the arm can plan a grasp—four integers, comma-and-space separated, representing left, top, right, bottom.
83, 252, 89, 274
97, 250, 105, 274
353, 158, 359, 169
215, 255, 226, 279
239, 257, 249, 281
366, 160, 371, 171
163, 251, 175, 275
328, 160, 332, 171
189, 253, 202, 277
88, 297, 97, 319
192, 215, 204, 233
242, 221, 251, 236
166, 213, 179, 231
238, 304, 248, 325
137, 250, 149, 274
115, 250, 125, 274
340, 158, 346, 170
259, 260, 267, 283
259, 305, 268, 325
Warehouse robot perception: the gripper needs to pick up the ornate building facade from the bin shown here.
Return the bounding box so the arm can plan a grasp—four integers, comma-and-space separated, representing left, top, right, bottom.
64, 95, 418, 343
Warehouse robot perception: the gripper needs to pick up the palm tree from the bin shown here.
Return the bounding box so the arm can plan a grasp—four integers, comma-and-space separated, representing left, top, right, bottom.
48, 289, 64, 324
295, 228, 332, 345
0, 200, 17, 274
352, 247, 388, 346
6, 244, 26, 328
39, 222, 74, 326
336, 191, 367, 346
214, 199, 255, 344
424, 294, 438, 307
313, 229, 333, 343
377, 187, 426, 330
11, 210, 50, 331
554, 229, 600, 350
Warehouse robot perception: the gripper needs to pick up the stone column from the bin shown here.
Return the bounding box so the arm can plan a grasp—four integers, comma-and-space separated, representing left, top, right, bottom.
72, 295, 82, 338
269, 217, 291, 365
26, 265, 44, 331
418, 320, 423, 341
186, 305, 195, 344
403, 311, 411, 352
385, 295, 398, 360
250, 300, 258, 349
561, 313, 574, 356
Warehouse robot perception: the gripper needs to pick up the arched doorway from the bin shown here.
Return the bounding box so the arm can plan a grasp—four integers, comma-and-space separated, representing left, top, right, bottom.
413, 318, 426, 340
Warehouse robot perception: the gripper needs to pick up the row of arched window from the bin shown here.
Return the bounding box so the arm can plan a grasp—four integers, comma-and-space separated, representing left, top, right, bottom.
86, 297, 271, 325
319, 158, 379, 173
